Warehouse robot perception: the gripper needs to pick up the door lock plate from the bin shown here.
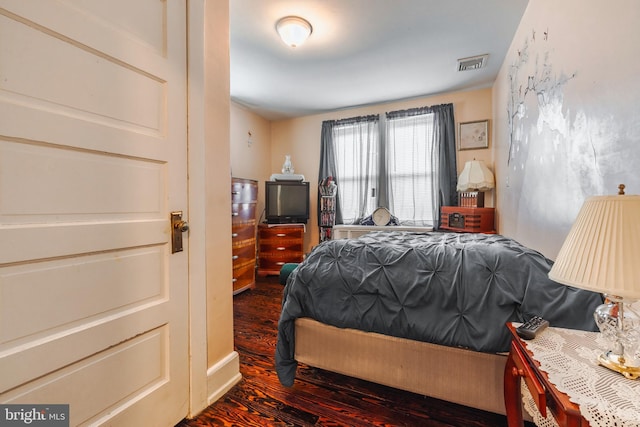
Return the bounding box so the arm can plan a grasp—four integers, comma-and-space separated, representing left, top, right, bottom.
171, 211, 189, 253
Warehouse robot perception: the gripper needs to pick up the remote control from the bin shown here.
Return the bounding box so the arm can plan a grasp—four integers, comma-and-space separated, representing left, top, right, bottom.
516, 316, 549, 340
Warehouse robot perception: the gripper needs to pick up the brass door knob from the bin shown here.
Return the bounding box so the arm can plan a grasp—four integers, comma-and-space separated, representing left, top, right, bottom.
174, 220, 189, 233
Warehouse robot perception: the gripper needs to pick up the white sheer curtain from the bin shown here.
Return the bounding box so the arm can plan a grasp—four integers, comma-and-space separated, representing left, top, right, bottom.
385, 110, 436, 226
329, 116, 380, 224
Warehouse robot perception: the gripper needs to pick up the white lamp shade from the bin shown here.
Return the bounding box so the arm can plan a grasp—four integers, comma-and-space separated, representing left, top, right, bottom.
276, 16, 312, 48
456, 160, 495, 192
549, 194, 640, 300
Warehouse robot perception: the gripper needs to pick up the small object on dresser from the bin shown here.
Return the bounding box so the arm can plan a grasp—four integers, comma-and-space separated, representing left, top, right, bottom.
516, 316, 549, 340
440, 206, 495, 233
459, 191, 484, 208
282, 154, 294, 174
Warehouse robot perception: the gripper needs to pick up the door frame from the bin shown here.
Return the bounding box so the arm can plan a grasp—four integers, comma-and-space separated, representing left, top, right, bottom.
186, 0, 209, 415
186, 1, 241, 417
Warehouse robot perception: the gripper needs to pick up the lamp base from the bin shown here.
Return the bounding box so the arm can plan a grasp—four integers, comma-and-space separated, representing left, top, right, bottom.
598, 351, 640, 380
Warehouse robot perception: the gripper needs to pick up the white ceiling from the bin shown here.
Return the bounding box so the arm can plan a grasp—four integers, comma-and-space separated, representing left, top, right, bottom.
230, 0, 529, 121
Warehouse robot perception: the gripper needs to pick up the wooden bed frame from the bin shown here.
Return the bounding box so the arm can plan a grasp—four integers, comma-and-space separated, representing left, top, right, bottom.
294, 317, 509, 416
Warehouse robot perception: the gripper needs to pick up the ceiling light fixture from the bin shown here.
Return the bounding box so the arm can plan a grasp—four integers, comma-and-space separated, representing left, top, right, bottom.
276, 16, 312, 48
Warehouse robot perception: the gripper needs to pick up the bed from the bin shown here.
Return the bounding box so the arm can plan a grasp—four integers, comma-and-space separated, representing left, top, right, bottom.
275, 231, 604, 415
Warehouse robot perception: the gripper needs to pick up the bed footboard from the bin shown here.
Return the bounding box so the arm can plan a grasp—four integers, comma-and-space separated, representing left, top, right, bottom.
294, 317, 507, 416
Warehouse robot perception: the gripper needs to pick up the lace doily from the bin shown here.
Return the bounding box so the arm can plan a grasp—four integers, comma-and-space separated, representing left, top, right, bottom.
521, 326, 640, 427
522, 382, 559, 427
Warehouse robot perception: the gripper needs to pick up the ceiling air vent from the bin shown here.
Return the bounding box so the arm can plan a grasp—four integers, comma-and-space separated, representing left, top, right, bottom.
457, 54, 489, 71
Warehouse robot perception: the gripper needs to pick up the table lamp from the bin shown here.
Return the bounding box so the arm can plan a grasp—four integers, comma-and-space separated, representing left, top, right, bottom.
456, 160, 495, 207
549, 184, 640, 379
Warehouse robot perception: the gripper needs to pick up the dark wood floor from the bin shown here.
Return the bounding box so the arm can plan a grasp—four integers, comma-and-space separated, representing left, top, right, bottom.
177, 275, 527, 427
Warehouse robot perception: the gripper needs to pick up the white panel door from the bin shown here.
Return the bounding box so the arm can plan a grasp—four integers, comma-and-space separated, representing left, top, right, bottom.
0, 1, 189, 425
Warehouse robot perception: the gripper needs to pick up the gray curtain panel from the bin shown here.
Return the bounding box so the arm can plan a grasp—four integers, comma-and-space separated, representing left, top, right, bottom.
319, 115, 379, 224
433, 103, 457, 228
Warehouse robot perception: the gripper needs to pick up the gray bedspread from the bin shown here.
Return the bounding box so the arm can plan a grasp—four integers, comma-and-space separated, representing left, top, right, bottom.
275, 232, 603, 387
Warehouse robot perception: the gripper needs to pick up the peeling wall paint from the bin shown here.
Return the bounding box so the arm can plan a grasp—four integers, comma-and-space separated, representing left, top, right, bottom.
493, 0, 640, 259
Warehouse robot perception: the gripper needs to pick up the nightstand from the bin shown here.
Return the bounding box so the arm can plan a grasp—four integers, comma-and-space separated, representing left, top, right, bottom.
504, 323, 588, 427
505, 325, 640, 426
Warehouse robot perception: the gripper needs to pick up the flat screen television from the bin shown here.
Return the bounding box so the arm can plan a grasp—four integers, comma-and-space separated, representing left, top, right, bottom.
265, 181, 309, 224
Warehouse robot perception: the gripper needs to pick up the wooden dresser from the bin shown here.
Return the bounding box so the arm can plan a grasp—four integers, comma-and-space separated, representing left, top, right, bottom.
232, 177, 258, 294
257, 224, 304, 276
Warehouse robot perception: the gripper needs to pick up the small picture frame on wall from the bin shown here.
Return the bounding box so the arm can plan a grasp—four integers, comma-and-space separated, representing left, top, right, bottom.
458, 120, 489, 150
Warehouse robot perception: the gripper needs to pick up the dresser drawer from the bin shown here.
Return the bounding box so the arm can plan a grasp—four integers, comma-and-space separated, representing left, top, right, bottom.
232, 223, 256, 243
231, 179, 258, 203
259, 244, 303, 261
232, 241, 256, 266
232, 203, 256, 224
259, 241, 303, 255
258, 256, 302, 273
233, 259, 255, 294
259, 226, 304, 241
233, 236, 256, 253
260, 250, 303, 263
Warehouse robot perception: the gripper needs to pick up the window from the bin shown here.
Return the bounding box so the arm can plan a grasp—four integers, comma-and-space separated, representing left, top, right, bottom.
385, 111, 436, 226
319, 104, 456, 229
332, 116, 379, 224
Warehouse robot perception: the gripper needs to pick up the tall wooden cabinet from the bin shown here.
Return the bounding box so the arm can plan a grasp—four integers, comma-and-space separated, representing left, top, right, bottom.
232, 177, 258, 294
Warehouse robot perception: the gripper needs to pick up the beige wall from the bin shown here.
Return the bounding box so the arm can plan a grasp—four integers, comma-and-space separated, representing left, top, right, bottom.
230, 102, 273, 218
270, 88, 494, 253
492, 0, 640, 259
